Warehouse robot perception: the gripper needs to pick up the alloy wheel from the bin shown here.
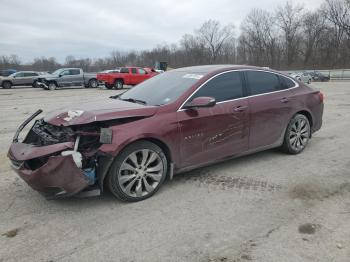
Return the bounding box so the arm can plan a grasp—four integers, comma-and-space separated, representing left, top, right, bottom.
289, 118, 310, 151
118, 149, 164, 198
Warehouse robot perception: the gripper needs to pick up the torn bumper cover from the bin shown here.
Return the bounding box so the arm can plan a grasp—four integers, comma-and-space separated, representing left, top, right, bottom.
8, 142, 90, 198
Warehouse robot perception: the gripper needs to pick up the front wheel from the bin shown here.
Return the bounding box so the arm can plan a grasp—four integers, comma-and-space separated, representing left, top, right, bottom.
107, 141, 168, 202
281, 114, 311, 154
48, 82, 57, 90
114, 79, 123, 89
2, 81, 12, 89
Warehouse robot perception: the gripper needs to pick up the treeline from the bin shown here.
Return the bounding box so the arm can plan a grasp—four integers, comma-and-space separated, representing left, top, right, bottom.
1, 0, 349, 72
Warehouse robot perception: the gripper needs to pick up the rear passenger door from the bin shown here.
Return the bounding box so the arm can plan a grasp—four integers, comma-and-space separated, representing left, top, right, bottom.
69, 69, 83, 86
245, 70, 296, 150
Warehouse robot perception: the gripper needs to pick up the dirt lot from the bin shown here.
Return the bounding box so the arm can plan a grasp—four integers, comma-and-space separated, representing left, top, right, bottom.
0, 83, 349, 262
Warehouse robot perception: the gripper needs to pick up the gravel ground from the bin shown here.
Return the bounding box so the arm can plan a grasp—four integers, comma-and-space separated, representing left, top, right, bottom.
0, 83, 349, 262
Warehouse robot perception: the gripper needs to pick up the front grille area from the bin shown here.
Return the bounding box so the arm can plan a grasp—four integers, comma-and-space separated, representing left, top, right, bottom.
24, 119, 74, 146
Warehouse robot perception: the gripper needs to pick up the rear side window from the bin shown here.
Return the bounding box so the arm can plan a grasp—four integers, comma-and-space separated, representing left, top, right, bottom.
246, 71, 280, 95
120, 68, 129, 73
279, 75, 296, 89
191, 71, 244, 102
69, 69, 80, 75
131, 68, 137, 74
138, 68, 146, 75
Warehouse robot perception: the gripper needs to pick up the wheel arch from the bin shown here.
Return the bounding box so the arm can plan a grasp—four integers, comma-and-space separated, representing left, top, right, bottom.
99, 137, 173, 192
295, 110, 313, 128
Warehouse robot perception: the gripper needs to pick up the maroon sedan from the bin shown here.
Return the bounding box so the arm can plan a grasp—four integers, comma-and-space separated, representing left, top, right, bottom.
8, 65, 324, 201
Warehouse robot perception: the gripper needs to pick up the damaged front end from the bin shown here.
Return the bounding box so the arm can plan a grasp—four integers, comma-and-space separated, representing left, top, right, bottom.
8, 110, 114, 199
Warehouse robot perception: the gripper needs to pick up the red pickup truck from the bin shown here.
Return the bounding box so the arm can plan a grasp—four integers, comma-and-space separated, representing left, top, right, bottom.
97, 67, 158, 89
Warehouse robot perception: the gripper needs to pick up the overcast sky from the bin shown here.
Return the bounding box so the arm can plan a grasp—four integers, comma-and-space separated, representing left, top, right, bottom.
0, 0, 324, 63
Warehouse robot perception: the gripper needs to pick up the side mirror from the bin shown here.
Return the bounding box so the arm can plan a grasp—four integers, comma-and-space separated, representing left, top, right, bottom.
184, 96, 216, 109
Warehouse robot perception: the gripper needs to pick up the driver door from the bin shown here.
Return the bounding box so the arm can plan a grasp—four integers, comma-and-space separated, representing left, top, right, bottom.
177, 71, 249, 169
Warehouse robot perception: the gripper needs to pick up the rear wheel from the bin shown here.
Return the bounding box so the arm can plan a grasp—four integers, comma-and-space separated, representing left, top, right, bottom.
2, 81, 12, 89
107, 141, 168, 202
114, 79, 123, 89
88, 79, 98, 88
281, 114, 311, 154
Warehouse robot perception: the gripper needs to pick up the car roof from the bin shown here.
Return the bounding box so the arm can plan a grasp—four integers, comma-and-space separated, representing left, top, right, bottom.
172, 64, 276, 74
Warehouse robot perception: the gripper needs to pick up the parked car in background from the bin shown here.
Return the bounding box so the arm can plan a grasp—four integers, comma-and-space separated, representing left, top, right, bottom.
8, 65, 324, 201
97, 66, 158, 89
36, 68, 98, 90
289, 72, 312, 84
0, 69, 17, 77
0, 71, 41, 89
308, 71, 330, 82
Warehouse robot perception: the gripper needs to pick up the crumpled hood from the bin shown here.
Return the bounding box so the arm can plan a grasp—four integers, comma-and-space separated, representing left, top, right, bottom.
44, 99, 158, 126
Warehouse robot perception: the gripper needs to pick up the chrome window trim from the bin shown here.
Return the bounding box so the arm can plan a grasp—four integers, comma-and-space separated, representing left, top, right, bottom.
177, 69, 299, 112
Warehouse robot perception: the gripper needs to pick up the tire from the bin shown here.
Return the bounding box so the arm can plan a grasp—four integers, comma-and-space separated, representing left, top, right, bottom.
114, 79, 123, 89
307, 79, 311, 84
281, 114, 311, 154
107, 141, 168, 202
32, 80, 38, 88
88, 79, 98, 88
48, 82, 57, 91
2, 81, 12, 89
105, 83, 113, 89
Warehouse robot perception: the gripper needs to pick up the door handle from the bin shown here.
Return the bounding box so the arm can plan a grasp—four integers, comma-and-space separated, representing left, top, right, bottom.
233, 105, 247, 112
280, 97, 289, 103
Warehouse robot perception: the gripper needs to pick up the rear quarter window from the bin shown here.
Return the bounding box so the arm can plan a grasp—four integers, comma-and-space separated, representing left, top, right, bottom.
246, 71, 280, 95
279, 75, 297, 89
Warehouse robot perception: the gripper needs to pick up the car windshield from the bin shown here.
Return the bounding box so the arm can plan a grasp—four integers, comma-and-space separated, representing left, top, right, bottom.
8, 72, 17, 77
117, 71, 202, 106
51, 69, 63, 75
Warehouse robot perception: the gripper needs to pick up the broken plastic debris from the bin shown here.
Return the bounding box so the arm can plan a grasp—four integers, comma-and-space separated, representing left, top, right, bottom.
63, 110, 84, 121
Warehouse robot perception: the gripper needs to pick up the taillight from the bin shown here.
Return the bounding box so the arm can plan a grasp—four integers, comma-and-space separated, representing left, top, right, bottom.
318, 91, 325, 102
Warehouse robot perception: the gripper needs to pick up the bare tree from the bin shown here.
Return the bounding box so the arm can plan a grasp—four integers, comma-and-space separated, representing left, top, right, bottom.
276, 1, 304, 67
301, 10, 327, 66
241, 9, 281, 67
197, 19, 235, 63
325, 0, 350, 37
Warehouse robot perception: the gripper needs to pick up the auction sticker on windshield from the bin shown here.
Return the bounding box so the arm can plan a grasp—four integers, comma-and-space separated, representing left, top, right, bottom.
183, 74, 203, 79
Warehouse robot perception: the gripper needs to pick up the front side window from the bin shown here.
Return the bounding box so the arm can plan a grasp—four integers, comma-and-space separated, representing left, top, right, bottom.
120, 68, 129, 73
131, 68, 137, 74
246, 71, 280, 95
14, 72, 24, 77
61, 70, 71, 76
190, 71, 244, 103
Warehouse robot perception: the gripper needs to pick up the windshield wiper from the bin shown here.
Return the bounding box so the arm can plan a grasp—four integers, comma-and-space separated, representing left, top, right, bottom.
120, 98, 147, 105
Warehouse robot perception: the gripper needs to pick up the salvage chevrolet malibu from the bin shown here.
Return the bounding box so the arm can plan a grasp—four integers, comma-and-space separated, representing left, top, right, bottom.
8, 65, 324, 202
